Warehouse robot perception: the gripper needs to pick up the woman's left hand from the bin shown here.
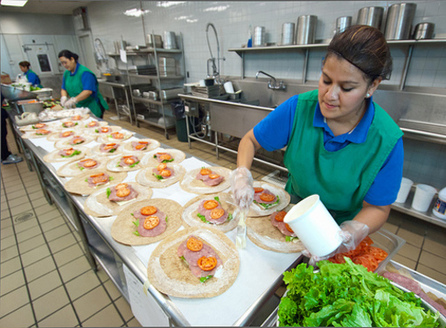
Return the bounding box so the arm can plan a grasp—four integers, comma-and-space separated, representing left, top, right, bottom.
64, 97, 78, 108
303, 220, 370, 266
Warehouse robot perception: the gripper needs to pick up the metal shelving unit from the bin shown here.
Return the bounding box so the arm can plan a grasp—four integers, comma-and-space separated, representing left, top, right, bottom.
109, 32, 186, 139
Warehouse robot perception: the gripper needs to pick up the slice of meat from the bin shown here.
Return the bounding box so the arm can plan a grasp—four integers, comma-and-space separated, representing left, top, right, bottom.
77, 159, 100, 169
152, 167, 174, 179
203, 175, 224, 186
418, 291, 446, 317
382, 271, 422, 294
119, 155, 139, 167
131, 141, 149, 151
99, 143, 119, 153
87, 173, 110, 187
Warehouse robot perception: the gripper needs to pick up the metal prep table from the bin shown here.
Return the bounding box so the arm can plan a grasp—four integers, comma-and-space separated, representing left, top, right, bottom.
8, 110, 305, 326
98, 79, 134, 125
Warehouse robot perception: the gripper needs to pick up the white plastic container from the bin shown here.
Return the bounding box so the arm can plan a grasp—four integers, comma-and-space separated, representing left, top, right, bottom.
395, 177, 413, 203
283, 194, 342, 257
223, 81, 235, 94
412, 184, 437, 212
432, 187, 446, 219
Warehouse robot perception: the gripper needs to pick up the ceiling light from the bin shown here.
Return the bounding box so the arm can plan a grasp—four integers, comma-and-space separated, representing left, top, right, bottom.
124, 8, 150, 17
204, 5, 230, 12
156, 2, 185, 8
1, 0, 28, 7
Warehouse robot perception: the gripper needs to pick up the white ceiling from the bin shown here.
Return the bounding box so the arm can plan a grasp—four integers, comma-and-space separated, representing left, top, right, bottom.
0, 0, 92, 15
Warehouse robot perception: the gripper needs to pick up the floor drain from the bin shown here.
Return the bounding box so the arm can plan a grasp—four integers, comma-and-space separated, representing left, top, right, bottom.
14, 211, 34, 224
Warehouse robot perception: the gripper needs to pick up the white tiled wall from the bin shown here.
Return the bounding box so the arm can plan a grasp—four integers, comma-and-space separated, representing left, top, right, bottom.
86, 0, 446, 88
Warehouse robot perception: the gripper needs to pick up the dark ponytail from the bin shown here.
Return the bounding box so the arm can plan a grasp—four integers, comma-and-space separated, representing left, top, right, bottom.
58, 49, 79, 62
326, 25, 392, 83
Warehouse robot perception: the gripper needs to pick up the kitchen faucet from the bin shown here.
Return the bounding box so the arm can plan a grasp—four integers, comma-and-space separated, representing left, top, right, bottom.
206, 23, 225, 84
256, 71, 286, 90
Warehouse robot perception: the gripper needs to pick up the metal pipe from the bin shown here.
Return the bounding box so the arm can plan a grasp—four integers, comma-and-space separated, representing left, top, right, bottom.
206, 23, 220, 77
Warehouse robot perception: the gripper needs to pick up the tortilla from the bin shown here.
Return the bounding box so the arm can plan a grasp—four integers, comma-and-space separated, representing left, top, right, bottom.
19, 122, 57, 132
47, 129, 82, 142
179, 167, 231, 194
182, 192, 239, 232
63, 169, 127, 195
56, 156, 108, 177
84, 182, 152, 217
140, 148, 186, 167
98, 129, 134, 143
43, 146, 89, 163
147, 226, 240, 298
121, 138, 161, 153
247, 181, 290, 217
90, 142, 123, 157
82, 120, 108, 130
54, 135, 95, 148
106, 153, 144, 172
246, 204, 305, 253
111, 199, 183, 246
86, 125, 122, 138
135, 164, 186, 188
21, 130, 54, 139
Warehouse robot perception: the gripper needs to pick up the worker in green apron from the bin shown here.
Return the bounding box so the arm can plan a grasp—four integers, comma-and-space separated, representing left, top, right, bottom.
18, 61, 42, 88
231, 25, 403, 263
58, 49, 108, 118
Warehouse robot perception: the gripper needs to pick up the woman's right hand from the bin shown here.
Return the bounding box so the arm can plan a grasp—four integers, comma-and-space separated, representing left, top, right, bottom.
230, 167, 254, 210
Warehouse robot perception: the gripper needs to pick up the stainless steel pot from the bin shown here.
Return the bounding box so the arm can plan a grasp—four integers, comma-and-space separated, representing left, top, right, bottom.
296, 15, 317, 45
357, 6, 384, 30
385, 3, 417, 40
280, 22, 295, 46
253, 26, 266, 47
163, 31, 177, 49
413, 22, 435, 40
146, 34, 163, 48
336, 16, 352, 34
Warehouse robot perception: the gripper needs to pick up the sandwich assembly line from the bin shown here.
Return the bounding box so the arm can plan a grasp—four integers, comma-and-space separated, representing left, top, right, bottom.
1, 1, 446, 327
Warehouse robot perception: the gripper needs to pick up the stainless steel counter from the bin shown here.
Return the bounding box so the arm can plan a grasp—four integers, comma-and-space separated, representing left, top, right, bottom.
11, 111, 304, 326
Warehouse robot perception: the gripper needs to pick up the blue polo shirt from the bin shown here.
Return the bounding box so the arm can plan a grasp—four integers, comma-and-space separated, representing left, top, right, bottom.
61, 63, 98, 98
24, 70, 42, 87
253, 95, 404, 206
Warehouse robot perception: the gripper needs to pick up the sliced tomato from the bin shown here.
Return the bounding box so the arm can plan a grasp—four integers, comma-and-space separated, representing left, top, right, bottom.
259, 193, 275, 202
368, 246, 388, 261
253, 187, 264, 193
210, 208, 225, 220
200, 168, 212, 175
160, 169, 171, 177
143, 216, 160, 230
197, 256, 217, 271
186, 236, 203, 252
140, 206, 157, 216
203, 200, 219, 210
274, 211, 287, 222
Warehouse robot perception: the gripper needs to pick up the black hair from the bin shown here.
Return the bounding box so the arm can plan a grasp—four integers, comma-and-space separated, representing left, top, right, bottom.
19, 61, 31, 68
326, 25, 392, 82
58, 49, 79, 62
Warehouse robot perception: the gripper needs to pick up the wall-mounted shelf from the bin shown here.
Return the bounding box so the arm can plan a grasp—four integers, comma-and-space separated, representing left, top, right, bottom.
228, 39, 446, 90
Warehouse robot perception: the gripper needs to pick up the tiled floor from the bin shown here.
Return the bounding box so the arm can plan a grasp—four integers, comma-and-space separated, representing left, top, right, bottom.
1, 108, 446, 327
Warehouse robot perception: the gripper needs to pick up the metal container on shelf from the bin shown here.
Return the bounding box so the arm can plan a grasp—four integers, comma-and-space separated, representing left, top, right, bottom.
253, 26, 266, 47
17, 100, 44, 114
356, 6, 384, 30
384, 3, 417, 40
160, 88, 184, 101
146, 34, 163, 48
163, 31, 177, 49
296, 15, 317, 45
413, 22, 435, 40
335, 16, 352, 34
280, 22, 295, 46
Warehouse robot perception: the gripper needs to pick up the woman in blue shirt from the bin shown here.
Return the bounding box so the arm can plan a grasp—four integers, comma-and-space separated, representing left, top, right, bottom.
231, 25, 404, 263
18, 61, 42, 88
58, 49, 108, 118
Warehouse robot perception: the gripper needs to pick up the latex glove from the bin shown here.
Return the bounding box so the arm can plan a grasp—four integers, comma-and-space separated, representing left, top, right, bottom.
230, 166, 254, 211
302, 220, 370, 266
64, 97, 78, 109
60, 96, 68, 106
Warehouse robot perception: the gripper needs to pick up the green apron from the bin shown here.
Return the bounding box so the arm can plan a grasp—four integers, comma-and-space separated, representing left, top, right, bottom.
63, 64, 109, 117
283, 90, 403, 224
